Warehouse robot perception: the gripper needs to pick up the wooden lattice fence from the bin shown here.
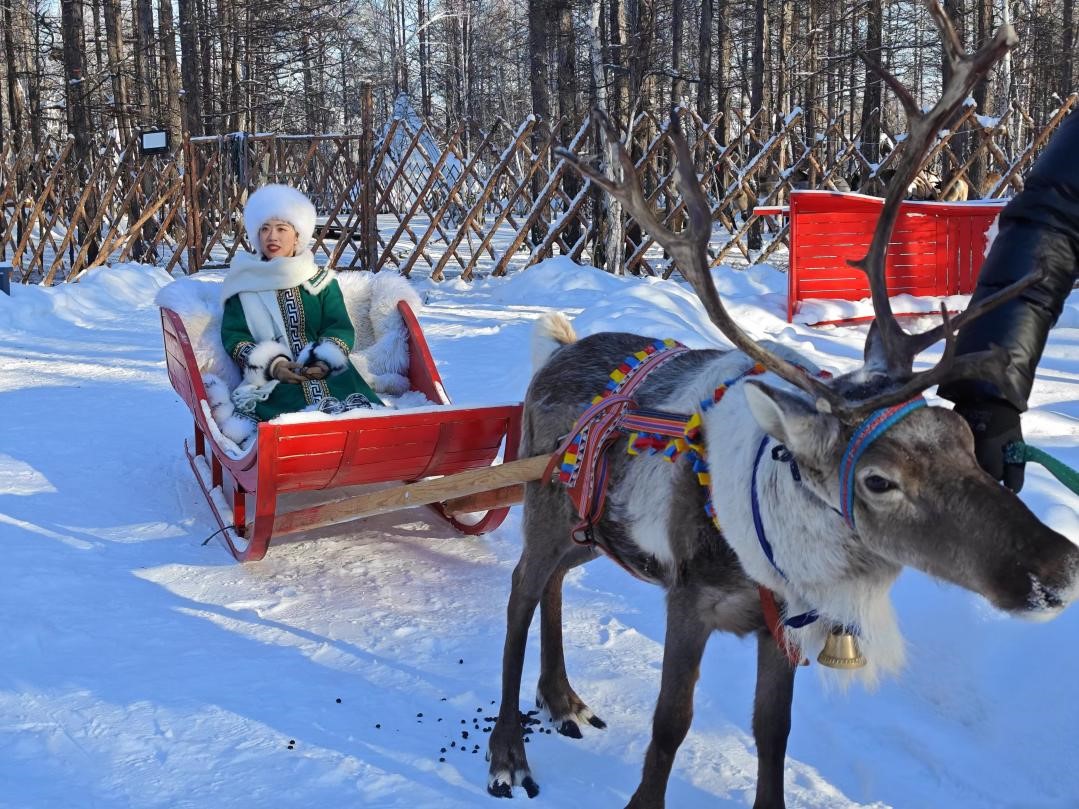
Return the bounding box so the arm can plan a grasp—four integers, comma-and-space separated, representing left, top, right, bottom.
0, 135, 187, 284
1, 91, 1075, 286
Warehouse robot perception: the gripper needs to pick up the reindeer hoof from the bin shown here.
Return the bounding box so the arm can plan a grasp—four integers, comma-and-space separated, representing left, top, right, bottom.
522, 776, 540, 798
487, 781, 514, 799
487, 771, 540, 799
556, 719, 583, 738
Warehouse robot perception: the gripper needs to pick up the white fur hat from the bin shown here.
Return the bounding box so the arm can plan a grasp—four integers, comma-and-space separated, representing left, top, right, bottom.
243, 184, 317, 251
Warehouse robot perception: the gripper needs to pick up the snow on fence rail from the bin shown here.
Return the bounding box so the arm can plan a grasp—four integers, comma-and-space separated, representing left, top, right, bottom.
1, 92, 1075, 286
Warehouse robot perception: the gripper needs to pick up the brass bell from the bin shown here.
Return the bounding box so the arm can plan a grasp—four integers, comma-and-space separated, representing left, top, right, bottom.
817, 627, 866, 669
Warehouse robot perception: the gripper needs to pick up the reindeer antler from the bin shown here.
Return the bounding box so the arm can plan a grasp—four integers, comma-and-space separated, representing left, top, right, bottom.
557, 110, 848, 415
559, 1, 1040, 421
849, 3, 1038, 392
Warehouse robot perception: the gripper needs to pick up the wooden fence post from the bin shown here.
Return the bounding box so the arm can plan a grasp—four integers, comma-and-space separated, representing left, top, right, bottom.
183, 133, 204, 272
360, 82, 377, 272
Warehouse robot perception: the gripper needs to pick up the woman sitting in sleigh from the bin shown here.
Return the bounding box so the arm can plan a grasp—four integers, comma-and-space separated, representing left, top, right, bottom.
218, 184, 384, 442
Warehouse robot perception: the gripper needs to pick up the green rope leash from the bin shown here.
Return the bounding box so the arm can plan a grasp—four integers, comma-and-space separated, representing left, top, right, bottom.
1005, 441, 1079, 495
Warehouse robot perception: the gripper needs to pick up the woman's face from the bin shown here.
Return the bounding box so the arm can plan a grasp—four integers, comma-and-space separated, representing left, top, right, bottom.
259, 219, 299, 258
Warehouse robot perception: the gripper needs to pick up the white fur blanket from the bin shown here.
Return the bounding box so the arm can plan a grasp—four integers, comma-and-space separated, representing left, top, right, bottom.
155, 268, 422, 397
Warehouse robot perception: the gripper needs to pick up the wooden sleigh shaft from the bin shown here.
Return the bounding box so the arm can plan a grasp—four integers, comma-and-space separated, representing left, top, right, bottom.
271, 453, 552, 536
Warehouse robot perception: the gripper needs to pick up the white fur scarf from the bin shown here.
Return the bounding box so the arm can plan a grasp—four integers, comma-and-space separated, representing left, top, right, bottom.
221, 249, 332, 300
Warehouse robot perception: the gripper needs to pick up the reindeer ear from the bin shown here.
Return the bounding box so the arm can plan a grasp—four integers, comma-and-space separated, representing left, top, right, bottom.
743, 380, 839, 463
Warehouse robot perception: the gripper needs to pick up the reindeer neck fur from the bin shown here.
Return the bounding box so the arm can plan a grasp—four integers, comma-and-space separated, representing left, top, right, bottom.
707, 376, 905, 684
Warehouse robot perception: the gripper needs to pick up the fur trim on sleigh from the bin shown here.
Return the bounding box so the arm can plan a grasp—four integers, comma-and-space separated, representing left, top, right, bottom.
155, 271, 242, 390
336, 271, 420, 395
203, 373, 257, 445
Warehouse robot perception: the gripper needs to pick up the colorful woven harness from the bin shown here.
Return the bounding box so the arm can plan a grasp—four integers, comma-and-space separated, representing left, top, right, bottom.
547, 339, 769, 582
545, 339, 691, 559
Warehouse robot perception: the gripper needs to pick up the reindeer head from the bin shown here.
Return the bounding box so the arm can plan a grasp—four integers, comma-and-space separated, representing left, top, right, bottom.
558, 0, 1078, 624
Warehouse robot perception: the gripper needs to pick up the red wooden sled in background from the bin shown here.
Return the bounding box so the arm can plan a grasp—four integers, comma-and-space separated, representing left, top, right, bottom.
161, 302, 549, 562
756, 190, 1006, 325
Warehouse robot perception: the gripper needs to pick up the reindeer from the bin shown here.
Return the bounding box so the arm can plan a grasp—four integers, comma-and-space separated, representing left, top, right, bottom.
487, 7, 1079, 808
935, 174, 970, 201
855, 166, 967, 200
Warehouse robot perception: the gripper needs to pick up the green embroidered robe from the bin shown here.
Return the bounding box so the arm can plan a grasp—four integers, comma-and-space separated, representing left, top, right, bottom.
221, 267, 383, 421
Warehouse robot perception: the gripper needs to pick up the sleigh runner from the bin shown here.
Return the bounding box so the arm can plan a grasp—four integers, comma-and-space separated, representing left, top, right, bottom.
161, 300, 549, 561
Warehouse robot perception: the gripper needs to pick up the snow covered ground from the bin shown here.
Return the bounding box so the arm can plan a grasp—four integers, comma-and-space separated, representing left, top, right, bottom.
2, 258, 1078, 809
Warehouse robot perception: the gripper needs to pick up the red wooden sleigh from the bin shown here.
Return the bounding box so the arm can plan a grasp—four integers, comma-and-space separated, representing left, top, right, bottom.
161, 302, 547, 561
756, 190, 1006, 325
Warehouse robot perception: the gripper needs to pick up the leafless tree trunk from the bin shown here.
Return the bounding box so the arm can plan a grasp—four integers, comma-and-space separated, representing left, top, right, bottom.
671, 0, 684, 103
388, 0, 401, 94
628, 0, 656, 104
589, 0, 625, 273
969, 0, 993, 189
696, 0, 712, 119
159, 0, 183, 141
556, 0, 580, 245
198, 0, 213, 127
714, 0, 730, 144
3, 0, 25, 152
90, 0, 105, 89
747, 0, 768, 250
132, 0, 158, 129
300, 3, 317, 131
609, 0, 631, 126
528, 0, 553, 245
942, 0, 964, 88
103, 0, 132, 143
861, 0, 883, 163
418, 0, 431, 118
775, 0, 790, 119
1063, 0, 1075, 95
177, 0, 203, 135
804, 0, 819, 146
60, 0, 98, 261
228, 1, 243, 132
529, 0, 553, 123
60, 0, 93, 159
749, 0, 767, 125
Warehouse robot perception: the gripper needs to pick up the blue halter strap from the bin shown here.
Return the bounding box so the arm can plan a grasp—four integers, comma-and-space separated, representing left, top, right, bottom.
838, 398, 927, 530
751, 434, 819, 629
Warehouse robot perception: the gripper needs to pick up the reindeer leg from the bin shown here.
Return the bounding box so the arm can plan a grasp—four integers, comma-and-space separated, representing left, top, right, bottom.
488, 506, 577, 799
751, 630, 796, 809
625, 584, 712, 809
536, 545, 607, 738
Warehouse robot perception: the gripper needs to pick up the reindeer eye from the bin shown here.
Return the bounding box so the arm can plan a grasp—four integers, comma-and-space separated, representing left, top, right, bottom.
864, 474, 896, 493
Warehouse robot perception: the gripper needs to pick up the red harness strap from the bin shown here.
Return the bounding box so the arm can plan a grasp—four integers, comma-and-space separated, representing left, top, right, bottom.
758, 586, 810, 667
544, 340, 690, 556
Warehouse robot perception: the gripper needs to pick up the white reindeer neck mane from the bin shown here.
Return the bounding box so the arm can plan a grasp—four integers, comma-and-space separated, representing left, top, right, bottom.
696, 350, 906, 686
